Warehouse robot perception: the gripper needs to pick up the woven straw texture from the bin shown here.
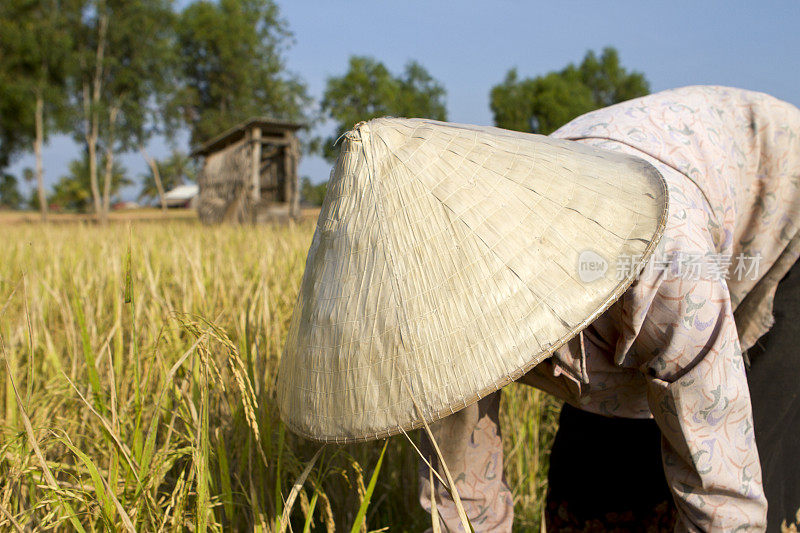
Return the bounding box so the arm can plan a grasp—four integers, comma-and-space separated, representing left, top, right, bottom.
278, 118, 668, 443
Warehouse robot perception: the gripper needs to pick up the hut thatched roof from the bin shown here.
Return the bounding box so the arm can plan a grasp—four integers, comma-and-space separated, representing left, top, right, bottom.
191, 117, 305, 157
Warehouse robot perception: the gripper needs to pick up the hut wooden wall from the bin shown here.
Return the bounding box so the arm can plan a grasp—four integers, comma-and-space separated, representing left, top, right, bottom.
197, 139, 252, 224
196, 130, 301, 224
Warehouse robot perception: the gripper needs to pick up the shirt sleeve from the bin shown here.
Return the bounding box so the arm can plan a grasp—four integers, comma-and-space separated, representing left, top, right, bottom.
618, 248, 768, 532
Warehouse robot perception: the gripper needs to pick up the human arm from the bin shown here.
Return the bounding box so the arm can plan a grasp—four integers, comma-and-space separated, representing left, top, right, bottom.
621, 256, 768, 532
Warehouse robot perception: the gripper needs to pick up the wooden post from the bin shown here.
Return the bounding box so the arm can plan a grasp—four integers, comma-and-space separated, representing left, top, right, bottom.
283, 132, 300, 219
283, 131, 293, 215
251, 126, 262, 203
290, 136, 300, 218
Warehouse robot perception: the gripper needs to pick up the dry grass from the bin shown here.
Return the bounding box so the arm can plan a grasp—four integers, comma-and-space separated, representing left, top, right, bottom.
0, 220, 559, 531
0, 207, 199, 225
0, 207, 323, 225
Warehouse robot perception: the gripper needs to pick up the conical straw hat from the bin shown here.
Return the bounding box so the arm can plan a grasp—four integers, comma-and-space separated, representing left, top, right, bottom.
278, 117, 668, 443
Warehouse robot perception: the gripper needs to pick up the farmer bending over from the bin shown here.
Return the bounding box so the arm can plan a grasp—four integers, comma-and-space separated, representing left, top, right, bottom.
277, 85, 800, 532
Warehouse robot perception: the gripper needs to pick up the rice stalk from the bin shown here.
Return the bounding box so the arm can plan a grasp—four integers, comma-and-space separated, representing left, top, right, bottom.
1, 338, 87, 532
428, 466, 441, 533
349, 440, 387, 533
278, 445, 324, 533
301, 489, 318, 533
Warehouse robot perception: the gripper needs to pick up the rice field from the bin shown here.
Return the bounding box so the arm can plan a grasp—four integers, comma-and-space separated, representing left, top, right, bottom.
0, 219, 560, 531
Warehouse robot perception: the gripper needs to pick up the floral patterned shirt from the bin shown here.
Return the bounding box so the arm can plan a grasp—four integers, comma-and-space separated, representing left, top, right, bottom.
420, 86, 800, 532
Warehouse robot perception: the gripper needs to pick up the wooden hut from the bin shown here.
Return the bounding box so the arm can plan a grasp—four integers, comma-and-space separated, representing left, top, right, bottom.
191, 117, 304, 224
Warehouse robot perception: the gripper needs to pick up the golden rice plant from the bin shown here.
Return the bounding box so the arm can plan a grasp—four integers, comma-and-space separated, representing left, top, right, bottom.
0, 219, 559, 531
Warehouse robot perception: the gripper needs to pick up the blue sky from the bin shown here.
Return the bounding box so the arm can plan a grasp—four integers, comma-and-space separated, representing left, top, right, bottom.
9, 1, 800, 201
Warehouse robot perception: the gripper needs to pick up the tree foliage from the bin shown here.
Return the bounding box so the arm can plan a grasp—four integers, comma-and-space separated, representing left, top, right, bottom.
0, 0, 74, 135
69, 0, 176, 149
0, 174, 24, 209
0, 83, 31, 170
50, 154, 130, 212
67, 0, 176, 220
0, 0, 76, 218
299, 177, 327, 206
319, 56, 447, 162
176, 0, 310, 147
490, 47, 649, 134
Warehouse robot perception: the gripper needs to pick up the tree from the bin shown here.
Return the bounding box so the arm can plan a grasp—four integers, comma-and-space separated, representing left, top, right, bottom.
300, 177, 327, 206
50, 154, 130, 212
176, 0, 310, 147
0, 92, 25, 169
0, 75, 32, 177
68, 0, 175, 223
132, 3, 182, 213
319, 56, 447, 162
0, 10, 34, 173
490, 47, 649, 134
490, 68, 595, 135
0, 174, 23, 209
138, 150, 197, 204
578, 48, 650, 108
0, 0, 75, 221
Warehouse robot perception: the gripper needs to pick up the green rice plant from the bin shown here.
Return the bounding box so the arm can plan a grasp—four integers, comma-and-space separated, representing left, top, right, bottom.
349, 440, 387, 533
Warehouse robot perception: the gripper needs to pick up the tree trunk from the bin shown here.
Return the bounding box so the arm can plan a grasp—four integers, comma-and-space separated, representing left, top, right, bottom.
101, 148, 113, 223
34, 91, 47, 222
101, 105, 119, 223
140, 145, 167, 211
86, 100, 101, 217
84, 12, 108, 222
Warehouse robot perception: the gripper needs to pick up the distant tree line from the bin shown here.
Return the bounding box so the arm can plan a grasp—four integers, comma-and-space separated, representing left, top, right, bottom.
0, 1, 649, 214
490, 47, 649, 135
0, 0, 309, 219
